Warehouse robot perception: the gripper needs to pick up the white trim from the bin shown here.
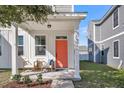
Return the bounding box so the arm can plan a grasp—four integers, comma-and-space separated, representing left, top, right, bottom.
112, 7, 119, 30
71, 5, 74, 12
93, 23, 96, 62
112, 39, 120, 59
95, 31, 124, 44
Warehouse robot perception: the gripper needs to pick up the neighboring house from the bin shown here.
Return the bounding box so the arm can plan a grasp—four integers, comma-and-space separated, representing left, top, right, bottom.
88, 5, 124, 69
79, 46, 89, 60
0, 5, 87, 79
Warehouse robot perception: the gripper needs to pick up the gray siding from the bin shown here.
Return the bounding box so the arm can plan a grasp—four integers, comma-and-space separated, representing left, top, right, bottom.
95, 25, 100, 41
95, 44, 101, 63
88, 44, 94, 62
101, 35, 124, 69
88, 6, 124, 69
88, 22, 94, 42
88, 22, 94, 62
100, 6, 124, 41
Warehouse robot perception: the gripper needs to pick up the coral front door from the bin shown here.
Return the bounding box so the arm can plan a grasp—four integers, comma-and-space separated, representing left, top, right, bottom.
56, 40, 68, 68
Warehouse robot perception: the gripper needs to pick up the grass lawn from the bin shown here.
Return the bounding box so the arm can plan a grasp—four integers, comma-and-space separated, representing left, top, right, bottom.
73, 61, 124, 88
0, 70, 11, 87
0, 70, 24, 87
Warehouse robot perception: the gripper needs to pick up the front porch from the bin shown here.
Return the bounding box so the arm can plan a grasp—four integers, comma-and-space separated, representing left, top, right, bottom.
9, 13, 86, 81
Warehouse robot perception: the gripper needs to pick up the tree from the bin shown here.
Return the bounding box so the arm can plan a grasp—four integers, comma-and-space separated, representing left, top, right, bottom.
0, 5, 54, 26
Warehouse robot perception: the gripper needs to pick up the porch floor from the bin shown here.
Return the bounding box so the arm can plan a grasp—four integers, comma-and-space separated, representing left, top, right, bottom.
20, 69, 75, 80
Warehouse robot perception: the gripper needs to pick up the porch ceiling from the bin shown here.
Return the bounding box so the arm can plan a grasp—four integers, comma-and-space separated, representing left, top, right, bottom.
19, 12, 87, 31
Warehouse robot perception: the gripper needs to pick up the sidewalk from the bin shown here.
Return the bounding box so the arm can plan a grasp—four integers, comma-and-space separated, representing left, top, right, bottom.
51, 80, 74, 88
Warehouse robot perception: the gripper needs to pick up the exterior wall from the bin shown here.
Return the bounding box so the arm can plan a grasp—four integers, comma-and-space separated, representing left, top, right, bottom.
88, 44, 94, 61
0, 5, 78, 69
0, 29, 11, 68
88, 22, 94, 62
100, 6, 124, 41
0, 27, 75, 69
28, 29, 75, 69
94, 43, 101, 63
98, 6, 124, 68
95, 25, 100, 42
100, 35, 124, 69
88, 5, 124, 69
54, 5, 73, 12
88, 22, 94, 43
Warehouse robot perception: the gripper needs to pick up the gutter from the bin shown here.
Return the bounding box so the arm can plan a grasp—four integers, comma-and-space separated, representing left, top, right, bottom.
93, 5, 120, 25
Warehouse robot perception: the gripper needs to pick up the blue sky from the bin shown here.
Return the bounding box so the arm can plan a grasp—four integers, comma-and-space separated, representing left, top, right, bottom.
74, 5, 112, 46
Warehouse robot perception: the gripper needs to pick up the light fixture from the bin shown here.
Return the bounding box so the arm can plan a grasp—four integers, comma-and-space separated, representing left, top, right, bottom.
47, 24, 51, 28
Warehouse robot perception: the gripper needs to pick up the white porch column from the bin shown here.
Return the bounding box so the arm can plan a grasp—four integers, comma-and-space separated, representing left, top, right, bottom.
74, 30, 81, 81
11, 25, 18, 75
74, 49, 81, 80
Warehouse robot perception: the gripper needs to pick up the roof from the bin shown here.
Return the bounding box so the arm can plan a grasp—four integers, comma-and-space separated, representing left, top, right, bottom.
91, 5, 121, 25
48, 12, 87, 20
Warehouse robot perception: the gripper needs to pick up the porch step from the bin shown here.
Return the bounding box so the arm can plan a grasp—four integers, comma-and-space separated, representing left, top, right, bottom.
51, 80, 74, 88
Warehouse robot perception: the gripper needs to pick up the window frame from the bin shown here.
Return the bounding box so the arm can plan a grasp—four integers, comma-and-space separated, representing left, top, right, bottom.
35, 35, 46, 56
112, 8, 119, 30
113, 40, 120, 59
18, 35, 24, 56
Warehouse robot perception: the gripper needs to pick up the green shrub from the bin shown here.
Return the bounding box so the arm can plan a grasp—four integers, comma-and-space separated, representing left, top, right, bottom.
11, 74, 21, 82
22, 75, 32, 84
36, 73, 43, 84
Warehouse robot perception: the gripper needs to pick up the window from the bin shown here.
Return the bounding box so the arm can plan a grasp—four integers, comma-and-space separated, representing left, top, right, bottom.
56, 36, 67, 39
113, 41, 119, 58
113, 8, 119, 28
0, 31, 1, 56
35, 36, 46, 56
18, 36, 24, 56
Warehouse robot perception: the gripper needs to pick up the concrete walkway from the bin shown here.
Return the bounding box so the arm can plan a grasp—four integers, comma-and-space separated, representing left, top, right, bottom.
51, 80, 74, 88
21, 70, 75, 80
20, 70, 75, 88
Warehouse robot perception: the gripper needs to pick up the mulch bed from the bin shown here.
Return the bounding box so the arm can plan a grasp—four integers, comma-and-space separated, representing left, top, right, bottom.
2, 80, 52, 88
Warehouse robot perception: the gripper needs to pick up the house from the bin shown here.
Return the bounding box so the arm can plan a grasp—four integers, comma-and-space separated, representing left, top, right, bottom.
88, 5, 124, 69
79, 45, 89, 61
0, 5, 87, 79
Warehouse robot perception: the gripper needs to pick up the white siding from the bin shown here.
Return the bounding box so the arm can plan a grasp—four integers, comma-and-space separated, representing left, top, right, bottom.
55, 5, 73, 12
0, 27, 75, 69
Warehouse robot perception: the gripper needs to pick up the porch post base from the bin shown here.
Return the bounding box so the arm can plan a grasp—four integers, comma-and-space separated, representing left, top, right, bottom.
73, 74, 81, 81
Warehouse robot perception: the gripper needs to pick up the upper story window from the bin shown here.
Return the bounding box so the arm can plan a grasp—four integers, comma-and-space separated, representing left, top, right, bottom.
35, 36, 46, 56
0, 31, 1, 56
18, 36, 24, 56
113, 40, 119, 58
113, 8, 119, 28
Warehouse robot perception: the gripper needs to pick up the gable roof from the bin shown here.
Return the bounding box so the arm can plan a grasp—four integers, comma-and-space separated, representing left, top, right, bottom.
92, 5, 120, 25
